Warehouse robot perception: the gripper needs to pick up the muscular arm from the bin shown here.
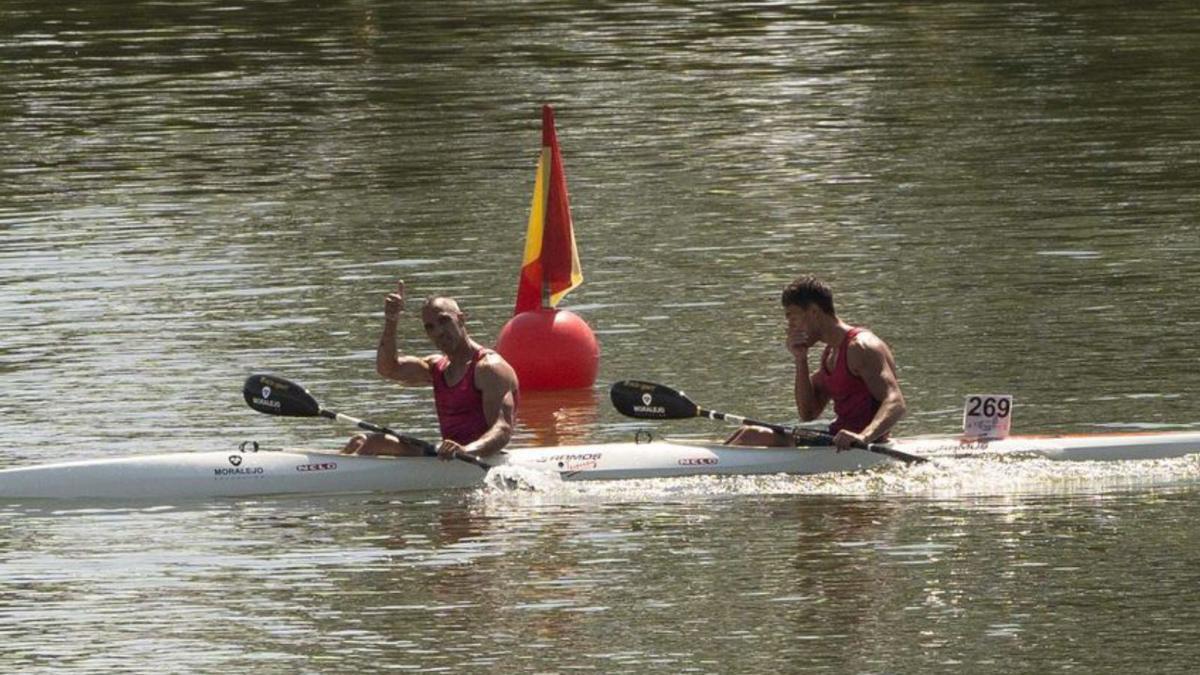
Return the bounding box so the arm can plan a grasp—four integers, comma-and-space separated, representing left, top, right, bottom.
459, 354, 519, 457
845, 332, 907, 443
375, 316, 434, 386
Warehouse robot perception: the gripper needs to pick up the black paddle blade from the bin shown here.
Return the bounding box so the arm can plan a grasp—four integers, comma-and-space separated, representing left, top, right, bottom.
609, 380, 700, 420
243, 374, 322, 417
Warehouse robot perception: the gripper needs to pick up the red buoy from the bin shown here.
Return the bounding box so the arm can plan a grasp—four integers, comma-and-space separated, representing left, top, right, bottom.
495, 308, 599, 391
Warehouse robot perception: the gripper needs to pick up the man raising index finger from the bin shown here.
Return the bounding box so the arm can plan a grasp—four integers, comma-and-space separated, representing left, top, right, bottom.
342, 281, 520, 461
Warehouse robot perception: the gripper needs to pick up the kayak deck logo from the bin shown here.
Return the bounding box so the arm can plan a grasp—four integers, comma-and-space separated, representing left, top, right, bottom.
296, 462, 338, 472
214, 454, 265, 478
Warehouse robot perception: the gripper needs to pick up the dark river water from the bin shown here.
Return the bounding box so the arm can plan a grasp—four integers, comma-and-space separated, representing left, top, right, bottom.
2, 1, 1199, 672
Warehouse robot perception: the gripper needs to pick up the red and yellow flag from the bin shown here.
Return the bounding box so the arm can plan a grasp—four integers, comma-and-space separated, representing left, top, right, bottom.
514, 105, 583, 315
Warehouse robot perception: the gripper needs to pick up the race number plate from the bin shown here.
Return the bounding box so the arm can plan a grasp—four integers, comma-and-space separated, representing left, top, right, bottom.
962, 395, 1013, 439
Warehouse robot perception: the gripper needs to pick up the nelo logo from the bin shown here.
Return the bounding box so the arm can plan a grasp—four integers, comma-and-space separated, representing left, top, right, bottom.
296, 463, 338, 472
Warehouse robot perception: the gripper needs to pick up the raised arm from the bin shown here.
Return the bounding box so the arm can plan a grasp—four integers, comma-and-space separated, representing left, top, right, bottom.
376, 281, 434, 386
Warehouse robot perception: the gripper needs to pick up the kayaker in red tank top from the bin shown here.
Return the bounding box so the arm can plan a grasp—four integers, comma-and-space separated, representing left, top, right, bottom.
341, 281, 520, 461
727, 275, 906, 451
818, 327, 882, 436
432, 347, 506, 445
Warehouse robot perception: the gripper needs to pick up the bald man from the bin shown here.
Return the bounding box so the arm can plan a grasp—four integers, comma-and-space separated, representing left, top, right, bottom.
342, 281, 520, 460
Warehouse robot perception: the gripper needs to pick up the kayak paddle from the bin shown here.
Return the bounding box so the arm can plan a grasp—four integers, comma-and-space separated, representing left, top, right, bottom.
609, 379, 927, 465
242, 374, 491, 471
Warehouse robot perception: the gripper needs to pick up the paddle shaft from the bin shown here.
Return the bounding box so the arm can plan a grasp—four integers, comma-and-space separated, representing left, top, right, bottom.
699, 407, 926, 464
320, 409, 491, 470
319, 410, 433, 452
698, 408, 783, 433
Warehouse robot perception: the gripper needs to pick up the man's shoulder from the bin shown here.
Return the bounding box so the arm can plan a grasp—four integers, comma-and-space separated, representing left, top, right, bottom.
477, 350, 519, 386
848, 326, 885, 345
847, 328, 893, 358
478, 348, 511, 367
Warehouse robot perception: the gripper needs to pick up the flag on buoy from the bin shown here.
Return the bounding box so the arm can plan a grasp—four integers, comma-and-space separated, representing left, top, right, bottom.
496, 105, 599, 391
513, 105, 583, 314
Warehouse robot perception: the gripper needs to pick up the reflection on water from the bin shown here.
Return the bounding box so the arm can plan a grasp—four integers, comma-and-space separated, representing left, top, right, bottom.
516, 388, 599, 446
5, 486, 1200, 671
3, 0, 1200, 671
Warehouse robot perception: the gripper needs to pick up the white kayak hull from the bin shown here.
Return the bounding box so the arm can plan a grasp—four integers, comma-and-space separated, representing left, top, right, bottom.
2, 432, 1199, 500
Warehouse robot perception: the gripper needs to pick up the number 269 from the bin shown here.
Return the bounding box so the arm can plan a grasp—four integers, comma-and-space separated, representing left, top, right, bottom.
967, 396, 1010, 418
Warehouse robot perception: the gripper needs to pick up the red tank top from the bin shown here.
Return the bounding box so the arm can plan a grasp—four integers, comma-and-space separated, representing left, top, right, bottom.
819, 327, 881, 435
431, 349, 492, 445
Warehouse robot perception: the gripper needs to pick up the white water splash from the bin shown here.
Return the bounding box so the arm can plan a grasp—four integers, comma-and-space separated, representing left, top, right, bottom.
476, 454, 1200, 503
483, 464, 568, 493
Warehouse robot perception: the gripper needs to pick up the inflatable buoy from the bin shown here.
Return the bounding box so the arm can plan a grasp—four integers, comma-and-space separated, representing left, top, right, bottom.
495, 308, 599, 391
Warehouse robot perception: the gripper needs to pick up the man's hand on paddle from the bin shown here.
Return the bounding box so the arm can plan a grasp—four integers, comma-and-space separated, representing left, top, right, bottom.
832, 429, 866, 452
436, 439, 468, 462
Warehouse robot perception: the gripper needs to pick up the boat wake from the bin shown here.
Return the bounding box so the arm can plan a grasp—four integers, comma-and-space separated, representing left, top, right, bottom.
802, 453, 1200, 497
476, 453, 1200, 502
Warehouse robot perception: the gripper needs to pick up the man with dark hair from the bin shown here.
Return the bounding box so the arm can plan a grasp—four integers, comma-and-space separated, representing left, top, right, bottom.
780, 274, 836, 315
342, 280, 519, 460
729, 274, 906, 450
